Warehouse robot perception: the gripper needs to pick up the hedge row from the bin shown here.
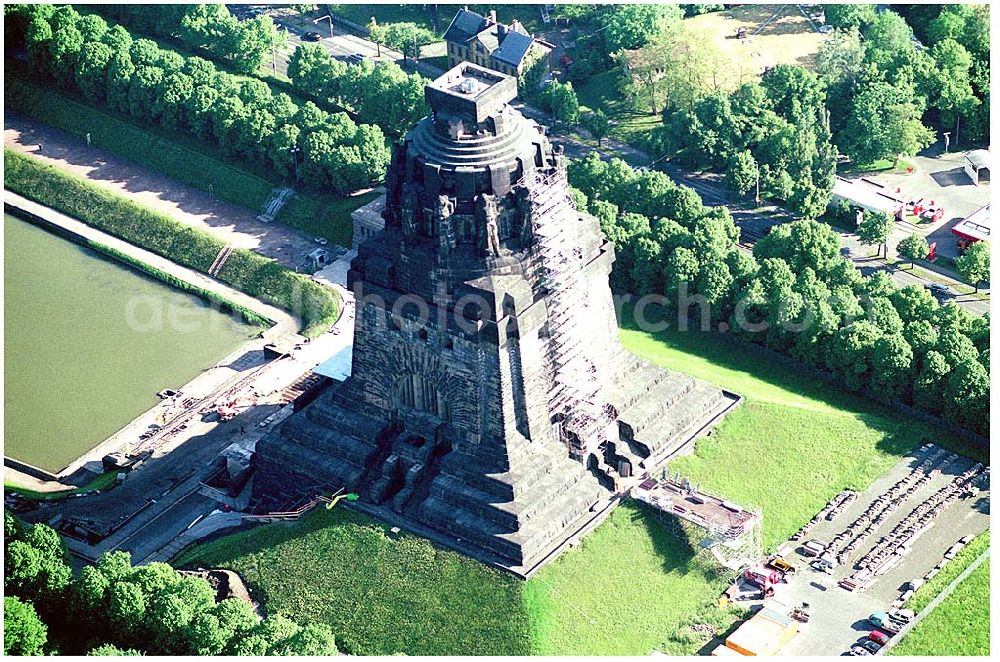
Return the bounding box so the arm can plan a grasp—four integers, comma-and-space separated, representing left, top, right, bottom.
5, 149, 339, 337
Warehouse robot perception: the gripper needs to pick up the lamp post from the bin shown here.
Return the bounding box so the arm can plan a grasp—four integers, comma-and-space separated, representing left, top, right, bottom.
942, 131, 951, 153
314, 15, 334, 39
289, 145, 301, 182
755, 159, 760, 205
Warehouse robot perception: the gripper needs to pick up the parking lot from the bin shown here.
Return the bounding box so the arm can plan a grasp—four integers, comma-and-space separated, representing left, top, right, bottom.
738, 444, 989, 655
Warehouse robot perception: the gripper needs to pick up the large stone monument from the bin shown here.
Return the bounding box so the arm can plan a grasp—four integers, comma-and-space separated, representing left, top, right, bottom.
255, 63, 738, 576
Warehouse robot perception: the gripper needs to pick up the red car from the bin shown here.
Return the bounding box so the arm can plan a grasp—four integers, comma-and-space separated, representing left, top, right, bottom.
868, 630, 891, 646
921, 205, 945, 222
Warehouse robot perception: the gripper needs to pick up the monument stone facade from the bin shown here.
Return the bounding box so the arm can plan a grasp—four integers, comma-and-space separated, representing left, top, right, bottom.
255, 63, 738, 575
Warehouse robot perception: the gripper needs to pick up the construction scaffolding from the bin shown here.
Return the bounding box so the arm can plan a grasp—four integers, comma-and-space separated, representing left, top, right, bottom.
632, 474, 763, 576
526, 168, 611, 464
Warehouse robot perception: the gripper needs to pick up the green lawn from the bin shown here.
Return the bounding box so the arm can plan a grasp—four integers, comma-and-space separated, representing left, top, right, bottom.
4, 472, 118, 501
575, 69, 663, 152
173, 308, 982, 654
174, 505, 531, 656
889, 560, 990, 656
904, 531, 990, 614
5, 62, 369, 247
329, 4, 544, 36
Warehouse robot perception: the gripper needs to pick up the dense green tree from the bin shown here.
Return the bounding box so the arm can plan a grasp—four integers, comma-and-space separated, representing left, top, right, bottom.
822, 4, 877, 30
840, 78, 934, 165
872, 333, 914, 399
596, 3, 682, 53
955, 240, 990, 292
543, 80, 580, 124
726, 150, 757, 196
896, 233, 929, 267
828, 320, 883, 390
816, 27, 866, 85
944, 358, 989, 431
913, 350, 950, 413
379, 22, 437, 61
270, 623, 338, 656
580, 109, 609, 146
87, 644, 142, 655
856, 211, 895, 257
903, 319, 939, 356
863, 10, 917, 74
891, 284, 938, 323
4, 596, 48, 656
753, 219, 842, 277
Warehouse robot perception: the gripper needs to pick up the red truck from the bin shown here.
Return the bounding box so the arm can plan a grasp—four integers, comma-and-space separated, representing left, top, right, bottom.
743, 566, 782, 589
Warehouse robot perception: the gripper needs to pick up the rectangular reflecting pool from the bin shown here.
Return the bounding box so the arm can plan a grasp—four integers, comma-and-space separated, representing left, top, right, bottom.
4, 212, 255, 473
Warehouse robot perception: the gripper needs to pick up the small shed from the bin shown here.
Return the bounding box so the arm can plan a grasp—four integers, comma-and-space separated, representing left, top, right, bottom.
964, 149, 990, 185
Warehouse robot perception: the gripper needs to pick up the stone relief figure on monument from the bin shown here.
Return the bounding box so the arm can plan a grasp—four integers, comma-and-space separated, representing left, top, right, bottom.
400, 182, 420, 237
475, 192, 502, 256
514, 186, 534, 245
435, 194, 456, 256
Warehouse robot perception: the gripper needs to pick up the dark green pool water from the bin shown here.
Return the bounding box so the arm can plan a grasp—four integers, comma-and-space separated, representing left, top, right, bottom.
4, 213, 253, 473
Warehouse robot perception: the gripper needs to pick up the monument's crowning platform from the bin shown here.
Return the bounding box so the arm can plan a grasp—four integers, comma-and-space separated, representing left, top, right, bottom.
255, 63, 738, 576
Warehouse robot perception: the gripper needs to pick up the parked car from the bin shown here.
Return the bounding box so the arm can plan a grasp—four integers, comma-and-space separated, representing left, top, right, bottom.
925, 282, 951, 297
801, 539, 826, 557
767, 556, 796, 574
868, 630, 891, 646
849, 644, 873, 656
860, 639, 883, 654
887, 608, 915, 625
346, 53, 366, 65
921, 205, 945, 222
303, 30, 322, 41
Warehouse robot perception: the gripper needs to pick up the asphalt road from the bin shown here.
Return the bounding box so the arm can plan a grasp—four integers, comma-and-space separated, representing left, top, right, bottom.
266, 9, 442, 81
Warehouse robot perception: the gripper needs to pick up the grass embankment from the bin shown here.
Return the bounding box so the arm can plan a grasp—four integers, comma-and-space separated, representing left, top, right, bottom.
5, 150, 339, 337
174, 305, 977, 655
4, 471, 118, 500
889, 560, 990, 656
905, 531, 990, 613
174, 506, 532, 656
5, 66, 374, 247
85, 240, 271, 328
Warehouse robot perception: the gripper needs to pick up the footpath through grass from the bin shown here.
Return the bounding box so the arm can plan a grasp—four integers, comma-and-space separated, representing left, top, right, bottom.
5, 64, 372, 247
174, 506, 532, 656
889, 560, 990, 656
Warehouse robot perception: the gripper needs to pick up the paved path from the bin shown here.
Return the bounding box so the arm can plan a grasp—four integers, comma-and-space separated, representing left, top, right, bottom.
5, 191, 297, 335
4, 114, 319, 269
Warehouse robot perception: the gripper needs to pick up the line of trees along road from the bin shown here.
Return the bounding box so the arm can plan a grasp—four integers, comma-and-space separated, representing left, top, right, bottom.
8, 4, 390, 195
85, 3, 433, 141
93, 4, 281, 75
286, 42, 429, 138
3, 512, 338, 655
569, 154, 989, 436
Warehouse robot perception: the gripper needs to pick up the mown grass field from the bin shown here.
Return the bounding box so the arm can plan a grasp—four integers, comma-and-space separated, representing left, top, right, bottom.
905, 531, 990, 614
5, 63, 373, 247
575, 69, 663, 151
889, 560, 990, 656
173, 306, 985, 655
4, 471, 117, 500
175, 506, 532, 655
